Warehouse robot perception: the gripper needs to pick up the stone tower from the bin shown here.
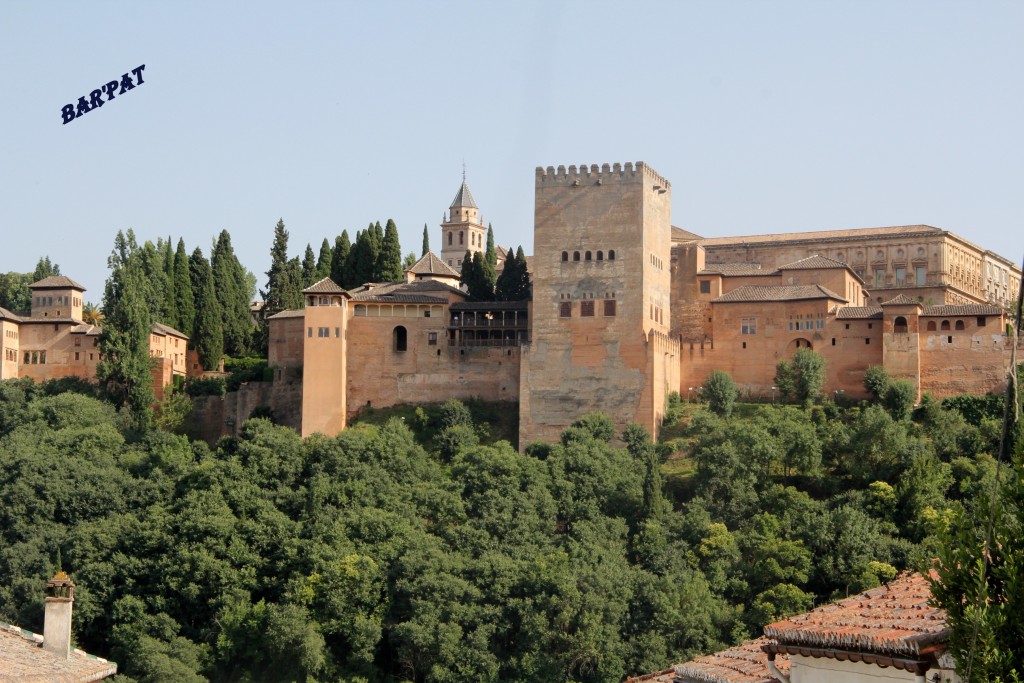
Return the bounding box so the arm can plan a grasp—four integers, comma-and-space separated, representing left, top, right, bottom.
440, 175, 486, 270
519, 162, 680, 446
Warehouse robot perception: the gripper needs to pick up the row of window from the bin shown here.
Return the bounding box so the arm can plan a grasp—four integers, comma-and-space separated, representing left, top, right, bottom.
24, 351, 46, 364
925, 318, 985, 331
788, 319, 825, 332
649, 254, 664, 270
560, 250, 616, 262
4, 348, 15, 361
35, 295, 81, 308
559, 300, 617, 317
4, 329, 16, 339
309, 327, 342, 338
446, 230, 482, 247
870, 266, 927, 288
353, 304, 442, 318
73, 336, 99, 347
73, 351, 97, 362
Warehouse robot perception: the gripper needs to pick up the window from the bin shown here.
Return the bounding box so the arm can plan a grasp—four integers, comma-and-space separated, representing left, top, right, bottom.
585, 251, 592, 261
448, 232, 452, 246
335, 327, 341, 337
581, 301, 595, 316
608, 250, 615, 260
875, 269, 885, 288
317, 327, 329, 337
393, 325, 407, 352
894, 316, 908, 334
354, 305, 366, 316
428, 332, 438, 346
699, 280, 711, 294
24, 351, 29, 364
788, 322, 793, 332
561, 251, 568, 262
977, 317, 986, 327
423, 309, 431, 317
941, 320, 950, 330
927, 320, 936, 331
307, 327, 313, 337
865, 338, 870, 344
895, 267, 905, 286
831, 338, 836, 346
916, 267, 926, 286
75, 352, 80, 361
597, 251, 603, 261
573, 251, 580, 262
560, 302, 572, 318
955, 320, 965, 330
459, 231, 464, 245
604, 299, 616, 316
741, 317, 756, 335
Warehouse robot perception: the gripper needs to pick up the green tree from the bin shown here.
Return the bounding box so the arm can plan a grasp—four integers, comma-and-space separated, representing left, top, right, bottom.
315, 238, 333, 280
883, 379, 917, 421
190, 249, 224, 370
462, 251, 494, 301
173, 238, 196, 338
776, 347, 826, 407
261, 220, 303, 317
421, 224, 430, 256
0, 271, 32, 314
32, 255, 61, 282
211, 230, 254, 356
378, 219, 404, 282
346, 229, 377, 288
330, 231, 351, 289
864, 364, 890, 400
485, 224, 496, 268
159, 237, 177, 327
702, 370, 738, 417
98, 230, 155, 434
301, 243, 318, 288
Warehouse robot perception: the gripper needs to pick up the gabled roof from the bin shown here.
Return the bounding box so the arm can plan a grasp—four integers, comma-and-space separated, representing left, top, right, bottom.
698, 263, 766, 276
0, 621, 117, 681
880, 294, 920, 306
777, 255, 850, 271
713, 285, 847, 304
152, 322, 189, 339
450, 180, 478, 209
348, 279, 464, 304
835, 306, 884, 319
28, 275, 86, 291
763, 572, 947, 658
0, 306, 21, 322
405, 251, 461, 278
267, 309, 304, 320
922, 304, 1005, 317
302, 277, 348, 295
673, 638, 787, 683
672, 226, 704, 242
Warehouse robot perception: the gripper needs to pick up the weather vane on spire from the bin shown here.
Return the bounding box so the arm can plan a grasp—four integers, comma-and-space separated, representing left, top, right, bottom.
462, 159, 466, 182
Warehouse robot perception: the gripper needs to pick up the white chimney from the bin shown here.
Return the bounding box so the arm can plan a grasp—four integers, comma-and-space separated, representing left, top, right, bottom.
43, 571, 75, 658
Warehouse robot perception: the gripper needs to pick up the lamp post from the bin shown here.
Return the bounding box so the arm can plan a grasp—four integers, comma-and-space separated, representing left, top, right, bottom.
687, 387, 693, 403
771, 386, 777, 405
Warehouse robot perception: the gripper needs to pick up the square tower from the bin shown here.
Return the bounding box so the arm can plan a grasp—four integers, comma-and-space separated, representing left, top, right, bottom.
519, 162, 679, 446
440, 178, 487, 269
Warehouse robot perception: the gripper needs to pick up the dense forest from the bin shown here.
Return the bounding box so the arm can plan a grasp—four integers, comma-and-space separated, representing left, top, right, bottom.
0, 370, 1017, 682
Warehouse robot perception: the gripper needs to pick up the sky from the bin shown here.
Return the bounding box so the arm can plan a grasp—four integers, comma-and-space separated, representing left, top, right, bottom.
2, 1, 1022, 299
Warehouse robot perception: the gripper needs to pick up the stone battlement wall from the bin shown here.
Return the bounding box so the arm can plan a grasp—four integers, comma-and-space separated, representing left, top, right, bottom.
535, 161, 670, 190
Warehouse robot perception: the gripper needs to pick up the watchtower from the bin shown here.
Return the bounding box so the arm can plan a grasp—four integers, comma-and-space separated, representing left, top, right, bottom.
519, 162, 679, 446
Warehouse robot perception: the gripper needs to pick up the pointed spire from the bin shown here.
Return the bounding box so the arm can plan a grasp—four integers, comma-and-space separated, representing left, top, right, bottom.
450, 178, 478, 209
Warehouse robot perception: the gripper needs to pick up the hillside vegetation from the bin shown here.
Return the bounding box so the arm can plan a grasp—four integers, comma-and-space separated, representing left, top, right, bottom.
0, 378, 1010, 682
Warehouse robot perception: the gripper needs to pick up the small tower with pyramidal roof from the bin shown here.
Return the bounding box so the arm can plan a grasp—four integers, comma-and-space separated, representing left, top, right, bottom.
440, 170, 486, 270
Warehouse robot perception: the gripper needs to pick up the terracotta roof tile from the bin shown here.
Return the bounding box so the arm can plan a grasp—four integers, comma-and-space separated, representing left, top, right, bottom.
880, 294, 919, 306
763, 572, 947, 658
28, 276, 87, 291
673, 638, 788, 683
713, 285, 847, 304
302, 277, 347, 294
151, 322, 189, 339
351, 293, 448, 304
672, 226, 705, 242
0, 621, 117, 681
267, 309, 304, 320
776, 255, 850, 271
697, 263, 766, 276
922, 304, 1005, 317
835, 306, 884, 319
405, 252, 461, 277
0, 307, 22, 322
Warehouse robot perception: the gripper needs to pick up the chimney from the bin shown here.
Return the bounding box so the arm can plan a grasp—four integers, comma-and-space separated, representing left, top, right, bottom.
43, 571, 75, 658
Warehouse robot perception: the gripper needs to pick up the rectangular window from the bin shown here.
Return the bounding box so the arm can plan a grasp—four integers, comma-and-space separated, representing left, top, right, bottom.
977, 317, 986, 327
423, 309, 431, 317
831, 338, 836, 345
788, 322, 793, 332
318, 327, 329, 337
307, 327, 313, 337
895, 267, 906, 286
916, 267, 926, 286
24, 351, 29, 364
74, 336, 81, 346
335, 327, 340, 337
604, 299, 616, 316
865, 338, 870, 344
875, 269, 885, 288
741, 317, 756, 335
699, 280, 711, 294
428, 332, 438, 346
581, 301, 595, 317
75, 352, 80, 361
559, 302, 572, 318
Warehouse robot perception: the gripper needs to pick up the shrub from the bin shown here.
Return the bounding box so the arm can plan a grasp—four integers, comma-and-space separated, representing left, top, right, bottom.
184, 376, 227, 397
702, 370, 738, 417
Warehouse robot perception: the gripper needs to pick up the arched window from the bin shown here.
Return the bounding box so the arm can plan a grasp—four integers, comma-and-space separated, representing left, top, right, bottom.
926, 320, 936, 331
608, 250, 616, 260
893, 316, 908, 334
561, 251, 568, 262
940, 320, 950, 330
955, 320, 965, 330
573, 251, 580, 262
597, 251, 603, 261
393, 325, 407, 352
585, 251, 592, 261
459, 231, 464, 245
354, 305, 366, 317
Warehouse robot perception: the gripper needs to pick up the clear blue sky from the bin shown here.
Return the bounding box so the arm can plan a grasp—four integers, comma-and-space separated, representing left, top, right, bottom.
2, 1, 1022, 300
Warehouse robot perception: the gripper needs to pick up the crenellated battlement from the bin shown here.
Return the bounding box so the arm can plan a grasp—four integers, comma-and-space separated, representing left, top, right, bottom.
536, 161, 671, 190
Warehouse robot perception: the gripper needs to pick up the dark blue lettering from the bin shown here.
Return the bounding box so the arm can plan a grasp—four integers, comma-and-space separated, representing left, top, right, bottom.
89, 89, 104, 109
131, 64, 145, 85
76, 96, 92, 117
102, 80, 118, 101
118, 73, 134, 95
61, 104, 76, 124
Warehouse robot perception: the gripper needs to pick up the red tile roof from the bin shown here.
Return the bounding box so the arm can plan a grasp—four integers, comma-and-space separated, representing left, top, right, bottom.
713, 285, 846, 304
880, 294, 919, 306
921, 304, 1005, 317
697, 263, 767, 276
28, 276, 87, 291
406, 252, 461, 278
763, 572, 947, 658
776, 255, 850, 271
673, 638, 788, 683
302, 277, 348, 294
835, 306, 883, 319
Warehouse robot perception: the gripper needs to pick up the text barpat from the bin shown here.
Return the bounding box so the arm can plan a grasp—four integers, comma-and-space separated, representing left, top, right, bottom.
61, 64, 146, 125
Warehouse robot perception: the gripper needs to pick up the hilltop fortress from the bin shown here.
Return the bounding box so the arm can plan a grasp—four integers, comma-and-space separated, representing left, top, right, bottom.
2, 161, 1019, 446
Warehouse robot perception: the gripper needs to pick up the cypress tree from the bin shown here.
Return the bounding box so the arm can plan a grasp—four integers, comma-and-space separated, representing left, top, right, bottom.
496, 245, 531, 301
422, 224, 430, 256
212, 230, 253, 357
316, 238, 333, 280
173, 238, 195, 338
379, 219, 404, 282
160, 237, 177, 327
460, 249, 476, 294
486, 224, 496, 269
331, 231, 351, 289
261, 219, 303, 317
347, 230, 376, 288
32, 256, 61, 282
301, 243, 318, 287
190, 250, 223, 371
139, 240, 168, 320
